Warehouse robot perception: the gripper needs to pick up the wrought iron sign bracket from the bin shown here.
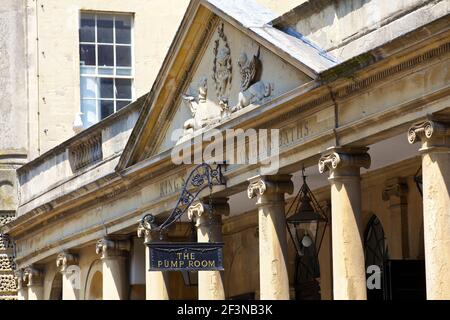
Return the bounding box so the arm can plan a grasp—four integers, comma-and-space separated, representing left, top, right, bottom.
140, 163, 226, 238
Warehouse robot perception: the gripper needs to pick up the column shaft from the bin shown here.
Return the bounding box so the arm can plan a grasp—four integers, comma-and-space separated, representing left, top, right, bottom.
24, 267, 44, 300
188, 198, 229, 300
330, 175, 366, 299
56, 252, 79, 300
138, 224, 170, 300
319, 147, 370, 300
96, 238, 130, 300
422, 152, 450, 299
408, 119, 450, 299
248, 175, 293, 300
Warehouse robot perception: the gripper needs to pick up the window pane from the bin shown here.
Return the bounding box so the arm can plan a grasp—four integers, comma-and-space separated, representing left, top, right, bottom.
81, 99, 97, 127
100, 100, 114, 119
115, 79, 132, 99
116, 68, 132, 76
98, 45, 114, 66
99, 78, 114, 98
116, 46, 131, 67
80, 66, 96, 75
80, 15, 95, 42
97, 15, 113, 43
98, 67, 114, 75
115, 16, 132, 44
80, 77, 97, 98
80, 44, 96, 66
116, 100, 131, 111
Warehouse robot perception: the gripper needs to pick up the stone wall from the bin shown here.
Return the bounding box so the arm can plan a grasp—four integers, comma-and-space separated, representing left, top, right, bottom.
0, 0, 27, 300
273, 0, 448, 61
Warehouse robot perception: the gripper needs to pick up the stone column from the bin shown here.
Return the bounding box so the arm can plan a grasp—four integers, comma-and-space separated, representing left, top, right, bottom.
188, 198, 229, 300
24, 266, 44, 300
247, 175, 293, 300
408, 118, 450, 300
137, 224, 170, 300
14, 269, 28, 300
319, 147, 370, 300
56, 251, 79, 300
96, 237, 131, 300
382, 178, 409, 259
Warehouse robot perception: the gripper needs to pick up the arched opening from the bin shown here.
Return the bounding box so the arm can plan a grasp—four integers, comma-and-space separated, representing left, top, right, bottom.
49, 272, 63, 300
88, 271, 103, 300
364, 214, 388, 300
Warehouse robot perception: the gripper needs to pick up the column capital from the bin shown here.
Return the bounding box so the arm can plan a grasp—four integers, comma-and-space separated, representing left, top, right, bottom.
187, 198, 229, 227
407, 118, 450, 152
382, 177, 408, 202
14, 269, 26, 289
56, 251, 78, 273
137, 224, 167, 244
247, 175, 293, 199
318, 146, 370, 178
23, 266, 43, 287
96, 237, 131, 259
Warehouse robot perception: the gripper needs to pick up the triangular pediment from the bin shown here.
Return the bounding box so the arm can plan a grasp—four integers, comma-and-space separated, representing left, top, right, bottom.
117, 0, 336, 170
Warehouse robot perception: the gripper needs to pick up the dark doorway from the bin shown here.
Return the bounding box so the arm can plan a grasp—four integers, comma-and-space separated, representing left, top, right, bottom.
364, 215, 426, 300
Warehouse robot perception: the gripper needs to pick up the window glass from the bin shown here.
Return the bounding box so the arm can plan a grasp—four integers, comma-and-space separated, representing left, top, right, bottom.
81, 99, 97, 127
116, 100, 131, 111
80, 77, 97, 98
97, 15, 114, 43
116, 46, 131, 67
100, 100, 114, 119
79, 13, 134, 128
115, 16, 132, 44
98, 45, 114, 66
115, 79, 132, 99
80, 15, 95, 42
100, 78, 114, 99
80, 44, 96, 65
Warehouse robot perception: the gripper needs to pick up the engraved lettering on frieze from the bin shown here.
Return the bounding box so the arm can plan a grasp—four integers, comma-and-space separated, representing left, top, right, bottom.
279, 118, 312, 147
159, 176, 186, 198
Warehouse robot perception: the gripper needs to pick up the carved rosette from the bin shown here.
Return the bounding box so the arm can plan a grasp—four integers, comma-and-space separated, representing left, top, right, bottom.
56, 252, 78, 273
247, 175, 293, 200
95, 238, 130, 259
318, 147, 370, 178
23, 266, 43, 287
407, 119, 450, 151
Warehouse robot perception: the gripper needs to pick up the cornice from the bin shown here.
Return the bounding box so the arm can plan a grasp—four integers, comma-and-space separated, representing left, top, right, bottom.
7, 19, 450, 244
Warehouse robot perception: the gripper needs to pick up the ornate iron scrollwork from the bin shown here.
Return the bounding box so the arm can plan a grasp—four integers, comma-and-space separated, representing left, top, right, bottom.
140, 163, 225, 235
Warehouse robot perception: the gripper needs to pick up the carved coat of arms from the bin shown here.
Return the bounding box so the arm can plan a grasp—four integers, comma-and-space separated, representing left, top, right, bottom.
212, 23, 232, 115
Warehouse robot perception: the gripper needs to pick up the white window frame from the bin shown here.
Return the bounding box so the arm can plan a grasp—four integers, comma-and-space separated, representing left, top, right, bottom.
79, 12, 135, 126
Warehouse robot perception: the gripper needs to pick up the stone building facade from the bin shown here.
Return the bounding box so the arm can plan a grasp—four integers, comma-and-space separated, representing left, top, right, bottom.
0, 0, 449, 300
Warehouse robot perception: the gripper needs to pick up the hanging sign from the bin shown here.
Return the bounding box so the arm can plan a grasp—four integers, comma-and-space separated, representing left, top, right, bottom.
147, 242, 224, 271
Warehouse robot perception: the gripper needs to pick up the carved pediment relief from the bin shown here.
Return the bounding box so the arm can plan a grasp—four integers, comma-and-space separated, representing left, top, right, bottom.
153, 19, 313, 154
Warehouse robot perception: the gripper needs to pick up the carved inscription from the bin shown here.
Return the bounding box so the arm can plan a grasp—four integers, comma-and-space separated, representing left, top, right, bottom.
159, 176, 186, 198
279, 118, 312, 147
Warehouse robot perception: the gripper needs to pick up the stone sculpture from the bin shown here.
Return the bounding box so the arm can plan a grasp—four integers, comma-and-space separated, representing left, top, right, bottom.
234, 48, 272, 111
212, 23, 232, 116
